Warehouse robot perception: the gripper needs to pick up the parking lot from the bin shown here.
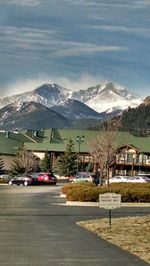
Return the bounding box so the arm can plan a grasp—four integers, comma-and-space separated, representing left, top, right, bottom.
0, 184, 149, 266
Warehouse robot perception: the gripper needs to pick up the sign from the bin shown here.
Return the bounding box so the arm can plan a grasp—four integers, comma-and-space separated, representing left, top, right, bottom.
99, 193, 121, 210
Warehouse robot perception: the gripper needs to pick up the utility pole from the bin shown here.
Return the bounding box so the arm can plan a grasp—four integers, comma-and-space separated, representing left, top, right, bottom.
76, 135, 84, 174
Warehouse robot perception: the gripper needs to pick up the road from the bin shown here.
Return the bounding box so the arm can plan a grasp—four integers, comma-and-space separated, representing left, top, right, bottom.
0, 184, 149, 266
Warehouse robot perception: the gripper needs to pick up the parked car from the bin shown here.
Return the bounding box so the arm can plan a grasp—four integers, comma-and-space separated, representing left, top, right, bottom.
106, 175, 131, 184
0, 174, 10, 180
35, 172, 57, 185
129, 175, 150, 183
69, 172, 99, 185
8, 174, 37, 186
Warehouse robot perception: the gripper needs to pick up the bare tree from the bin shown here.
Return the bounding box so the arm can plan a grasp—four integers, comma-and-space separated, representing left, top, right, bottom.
11, 144, 38, 175
88, 123, 118, 186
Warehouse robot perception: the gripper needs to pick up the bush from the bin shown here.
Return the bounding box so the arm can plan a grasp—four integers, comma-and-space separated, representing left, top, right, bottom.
0, 178, 7, 184
65, 183, 150, 202
66, 186, 99, 202
61, 182, 96, 195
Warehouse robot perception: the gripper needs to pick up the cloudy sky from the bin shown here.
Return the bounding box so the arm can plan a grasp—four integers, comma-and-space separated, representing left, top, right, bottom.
0, 0, 150, 97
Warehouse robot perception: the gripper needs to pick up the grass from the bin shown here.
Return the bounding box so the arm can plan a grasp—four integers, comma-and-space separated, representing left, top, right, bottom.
77, 215, 150, 264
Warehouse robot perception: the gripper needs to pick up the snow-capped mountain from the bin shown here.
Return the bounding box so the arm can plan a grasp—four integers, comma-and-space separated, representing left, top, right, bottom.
0, 101, 71, 130
0, 83, 70, 109
51, 98, 102, 120
71, 82, 142, 113
0, 82, 142, 114
0, 81, 143, 131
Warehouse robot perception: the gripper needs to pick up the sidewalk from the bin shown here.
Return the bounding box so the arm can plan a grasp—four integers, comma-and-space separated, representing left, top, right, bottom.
60, 194, 150, 207
66, 201, 150, 207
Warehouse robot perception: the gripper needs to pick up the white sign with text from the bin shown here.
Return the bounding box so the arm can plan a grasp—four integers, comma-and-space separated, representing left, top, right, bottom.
99, 193, 121, 209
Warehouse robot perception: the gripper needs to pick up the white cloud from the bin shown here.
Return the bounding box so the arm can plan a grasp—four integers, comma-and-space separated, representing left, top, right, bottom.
1, 0, 150, 9
0, 0, 41, 6
57, 0, 150, 9
0, 26, 57, 43
2, 74, 108, 97
0, 26, 127, 61
53, 44, 127, 57
0, 26, 60, 59
91, 25, 150, 38
56, 74, 108, 91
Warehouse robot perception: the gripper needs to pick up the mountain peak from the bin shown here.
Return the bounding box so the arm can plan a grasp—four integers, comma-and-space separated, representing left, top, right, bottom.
142, 96, 150, 106
0, 81, 143, 129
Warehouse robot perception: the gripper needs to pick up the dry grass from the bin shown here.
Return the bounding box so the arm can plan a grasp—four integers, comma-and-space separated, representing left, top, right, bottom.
77, 215, 150, 264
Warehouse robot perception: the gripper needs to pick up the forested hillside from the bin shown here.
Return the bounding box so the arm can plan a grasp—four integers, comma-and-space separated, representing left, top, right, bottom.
115, 96, 150, 136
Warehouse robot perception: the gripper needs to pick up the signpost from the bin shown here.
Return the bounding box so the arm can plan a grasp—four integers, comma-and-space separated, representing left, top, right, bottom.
99, 193, 121, 226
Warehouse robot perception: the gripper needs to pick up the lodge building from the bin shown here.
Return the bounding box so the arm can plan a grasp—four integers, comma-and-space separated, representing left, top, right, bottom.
0, 128, 150, 176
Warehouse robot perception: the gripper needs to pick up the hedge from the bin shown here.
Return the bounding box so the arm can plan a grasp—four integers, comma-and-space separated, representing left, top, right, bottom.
61, 182, 96, 195
0, 179, 7, 184
65, 183, 150, 202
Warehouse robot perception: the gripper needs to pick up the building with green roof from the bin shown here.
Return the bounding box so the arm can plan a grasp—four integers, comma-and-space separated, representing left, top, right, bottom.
0, 128, 150, 175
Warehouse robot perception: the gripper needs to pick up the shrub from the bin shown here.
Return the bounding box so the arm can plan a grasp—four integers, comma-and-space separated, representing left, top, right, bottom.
61, 182, 96, 195
0, 178, 7, 184
66, 186, 99, 202
65, 183, 150, 202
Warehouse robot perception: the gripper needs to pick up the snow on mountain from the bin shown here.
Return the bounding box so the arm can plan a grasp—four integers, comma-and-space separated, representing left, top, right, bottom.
70, 83, 106, 102
0, 83, 70, 109
71, 82, 142, 113
51, 98, 102, 120
34, 83, 71, 105
0, 81, 143, 117
0, 101, 70, 130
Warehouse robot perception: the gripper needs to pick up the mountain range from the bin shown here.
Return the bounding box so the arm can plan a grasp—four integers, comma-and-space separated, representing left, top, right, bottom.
0, 82, 144, 130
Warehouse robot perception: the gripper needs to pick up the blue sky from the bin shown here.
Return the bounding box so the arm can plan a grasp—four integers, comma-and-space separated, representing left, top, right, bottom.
0, 0, 150, 97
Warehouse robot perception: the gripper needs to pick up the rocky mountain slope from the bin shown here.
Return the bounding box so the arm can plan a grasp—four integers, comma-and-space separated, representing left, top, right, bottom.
0, 84, 70, 109
108, 96, 150, 136
0, 101, 71, 130
0, 82, 142, 114
71, 82, 142, 113
0, 81, 144, 130
51, 98, 102, 120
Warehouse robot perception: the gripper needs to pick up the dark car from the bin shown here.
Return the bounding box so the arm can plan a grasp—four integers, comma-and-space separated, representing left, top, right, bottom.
8, 174, 37, 186
35, 172, 57, 185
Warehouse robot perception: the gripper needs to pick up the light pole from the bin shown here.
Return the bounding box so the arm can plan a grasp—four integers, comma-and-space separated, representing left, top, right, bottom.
76, 135, 84, 174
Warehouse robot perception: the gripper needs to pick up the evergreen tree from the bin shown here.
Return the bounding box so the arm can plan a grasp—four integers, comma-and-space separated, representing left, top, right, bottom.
11, 144, 37, 176
40, 150, 52, 172
57, 138, 77, 177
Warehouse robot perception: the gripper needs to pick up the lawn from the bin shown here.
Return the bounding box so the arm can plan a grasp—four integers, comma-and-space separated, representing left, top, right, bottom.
77, 215, 150, 264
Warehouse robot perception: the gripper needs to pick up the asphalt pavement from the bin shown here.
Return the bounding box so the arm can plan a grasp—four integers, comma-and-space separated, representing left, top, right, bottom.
0, 184, 150, 266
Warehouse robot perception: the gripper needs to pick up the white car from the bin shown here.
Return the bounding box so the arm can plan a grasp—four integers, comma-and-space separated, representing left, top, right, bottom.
69, 172, 99, 185
106, 175, 130, 184
129, 176, 150, 183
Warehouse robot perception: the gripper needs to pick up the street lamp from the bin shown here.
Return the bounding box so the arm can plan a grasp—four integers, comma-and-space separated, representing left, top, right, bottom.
76, 135, 84, 174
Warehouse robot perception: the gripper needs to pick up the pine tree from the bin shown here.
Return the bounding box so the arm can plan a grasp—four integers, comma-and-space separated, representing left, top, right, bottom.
11, 144, 37, 176
57, 138, 77, 177
40, 150, 52, 172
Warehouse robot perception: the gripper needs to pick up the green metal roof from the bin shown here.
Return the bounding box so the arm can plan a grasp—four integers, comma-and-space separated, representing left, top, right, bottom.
0, 129, 149, 155
25, 129, 150, 154
25, 129, 103, 153
0, 131, 23, 155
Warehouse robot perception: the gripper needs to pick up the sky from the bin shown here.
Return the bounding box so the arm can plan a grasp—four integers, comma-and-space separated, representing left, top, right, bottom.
0, 0, 150, 97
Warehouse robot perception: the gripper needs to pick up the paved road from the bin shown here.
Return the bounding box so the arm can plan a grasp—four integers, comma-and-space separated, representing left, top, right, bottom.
0, 184, 149, 266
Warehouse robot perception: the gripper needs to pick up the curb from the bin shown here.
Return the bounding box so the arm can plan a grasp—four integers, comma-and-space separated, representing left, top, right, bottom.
60, 194, 66, 198
66, 201, 150, 207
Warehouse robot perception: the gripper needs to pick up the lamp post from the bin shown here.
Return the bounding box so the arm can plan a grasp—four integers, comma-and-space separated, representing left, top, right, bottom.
76, 135, 84, 174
